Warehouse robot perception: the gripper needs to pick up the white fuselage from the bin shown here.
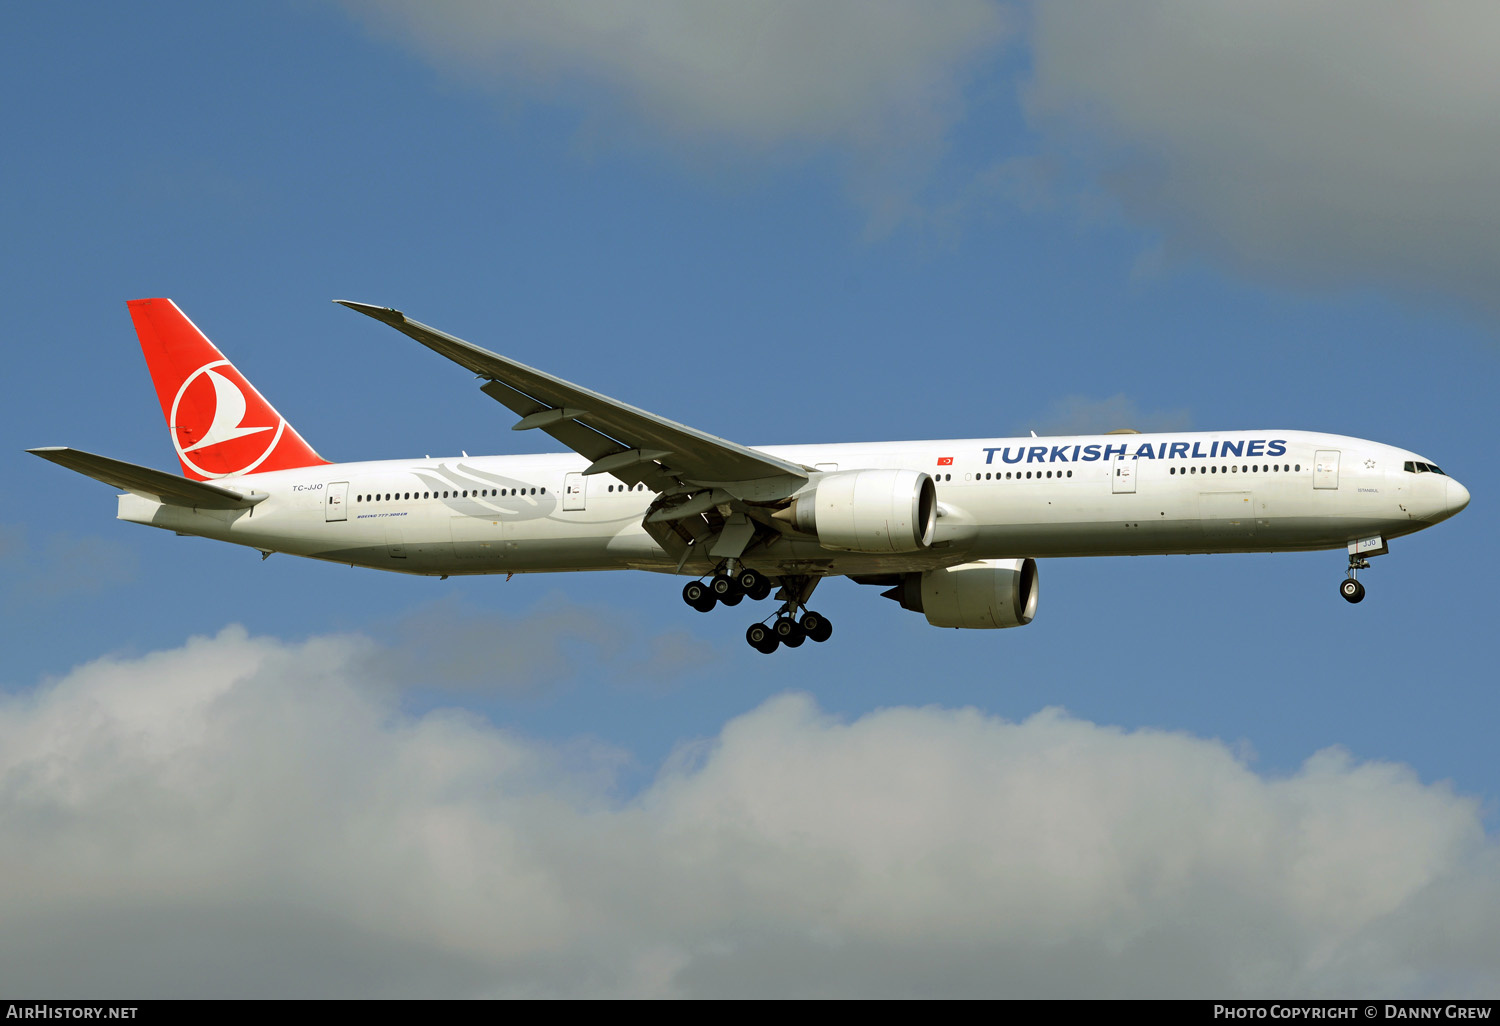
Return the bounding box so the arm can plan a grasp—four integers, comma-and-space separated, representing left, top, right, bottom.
117, 429, 1468, 578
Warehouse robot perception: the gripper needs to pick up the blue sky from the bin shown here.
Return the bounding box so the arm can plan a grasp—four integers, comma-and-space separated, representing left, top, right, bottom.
3, 1, 1497, 998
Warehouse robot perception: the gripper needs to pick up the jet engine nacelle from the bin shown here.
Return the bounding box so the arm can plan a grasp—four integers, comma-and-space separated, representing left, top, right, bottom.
785, 468, 937, 553
885, 558, 1039, 629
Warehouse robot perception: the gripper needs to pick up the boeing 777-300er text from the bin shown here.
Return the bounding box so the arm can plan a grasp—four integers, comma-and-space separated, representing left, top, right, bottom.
30, 299, 1471, 653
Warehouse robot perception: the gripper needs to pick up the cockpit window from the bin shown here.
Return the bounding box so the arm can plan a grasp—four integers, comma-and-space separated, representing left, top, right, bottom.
1427, 464, 1445, 476
1405, 461, 1447, 476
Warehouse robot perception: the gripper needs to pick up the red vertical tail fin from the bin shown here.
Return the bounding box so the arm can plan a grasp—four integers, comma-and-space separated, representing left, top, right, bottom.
128, 298, 329, 480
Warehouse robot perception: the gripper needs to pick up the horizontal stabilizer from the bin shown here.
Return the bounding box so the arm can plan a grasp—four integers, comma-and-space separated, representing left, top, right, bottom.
27, 447, 267, 510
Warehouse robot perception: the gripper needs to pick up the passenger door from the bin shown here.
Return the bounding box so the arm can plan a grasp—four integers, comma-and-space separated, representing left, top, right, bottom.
325, 481, 348, 522
1314, 450, 1340, 490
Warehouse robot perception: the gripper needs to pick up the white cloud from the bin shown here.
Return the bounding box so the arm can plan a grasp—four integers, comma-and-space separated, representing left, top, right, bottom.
342, 0, 1010, 233
1, 627, 1496, 997
1026, 1, 1500, 313
361, 595, 720, 697
347, 0, 1006, 149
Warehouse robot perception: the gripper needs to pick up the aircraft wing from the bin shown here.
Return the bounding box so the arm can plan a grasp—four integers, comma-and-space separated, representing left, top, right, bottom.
28, 447, 267, 509
335, 302, 809, 491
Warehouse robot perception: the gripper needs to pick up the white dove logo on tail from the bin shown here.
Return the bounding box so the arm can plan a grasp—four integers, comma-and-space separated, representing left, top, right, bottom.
170, 359, 286, 478
182, 368, 272, 452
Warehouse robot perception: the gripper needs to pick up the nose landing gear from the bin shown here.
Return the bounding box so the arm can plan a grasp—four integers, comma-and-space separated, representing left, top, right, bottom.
1340, 556, 1370, 603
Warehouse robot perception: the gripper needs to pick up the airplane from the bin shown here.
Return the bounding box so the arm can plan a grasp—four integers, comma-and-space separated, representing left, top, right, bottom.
29, 299, 1471, 653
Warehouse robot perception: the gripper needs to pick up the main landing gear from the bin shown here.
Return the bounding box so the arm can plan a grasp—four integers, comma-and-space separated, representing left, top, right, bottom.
681, 566, 772, 611
747, 609, 833, 655
681, 566, 833, 653
1340, 555, 1370, 604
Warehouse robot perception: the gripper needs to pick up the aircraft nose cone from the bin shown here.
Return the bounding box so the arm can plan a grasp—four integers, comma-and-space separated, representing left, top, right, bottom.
1447, 477, 1471, 517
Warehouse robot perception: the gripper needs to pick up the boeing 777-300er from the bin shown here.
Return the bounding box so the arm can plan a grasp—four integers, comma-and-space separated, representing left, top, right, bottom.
30, 299, 1471, 653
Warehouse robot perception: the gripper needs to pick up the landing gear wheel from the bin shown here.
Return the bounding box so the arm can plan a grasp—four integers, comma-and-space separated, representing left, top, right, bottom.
800, 611, 833, 643
774, 618, 806, 648
1340, 578, 1365, 603
736, 569, 772, 601
746, 623, 778, 654
683, 580, 715, 612
710, 575, 744, 606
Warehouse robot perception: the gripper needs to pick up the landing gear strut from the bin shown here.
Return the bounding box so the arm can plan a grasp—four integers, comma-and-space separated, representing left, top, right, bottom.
1341, 556, 1369, 604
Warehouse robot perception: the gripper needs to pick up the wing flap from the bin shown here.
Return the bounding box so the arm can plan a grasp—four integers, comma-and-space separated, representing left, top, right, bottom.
28, 447, 267, 509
